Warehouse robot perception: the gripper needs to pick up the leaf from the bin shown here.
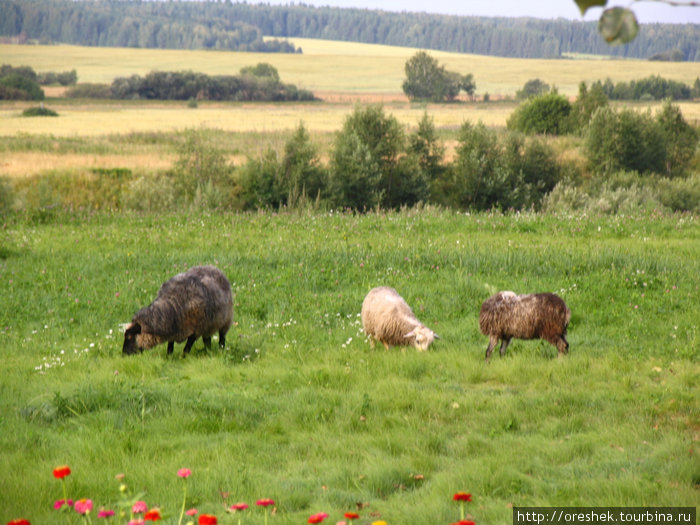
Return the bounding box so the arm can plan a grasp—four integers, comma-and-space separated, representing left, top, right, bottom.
574, 0, 607, 16
598, 7, 639, 45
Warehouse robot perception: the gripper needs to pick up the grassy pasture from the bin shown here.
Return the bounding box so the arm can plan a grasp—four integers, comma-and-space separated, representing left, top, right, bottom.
0, 210, 698, 524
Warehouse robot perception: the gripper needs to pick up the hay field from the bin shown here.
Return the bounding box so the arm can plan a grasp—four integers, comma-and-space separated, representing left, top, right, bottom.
2, 38, 699, 96
1, 40, 699, 178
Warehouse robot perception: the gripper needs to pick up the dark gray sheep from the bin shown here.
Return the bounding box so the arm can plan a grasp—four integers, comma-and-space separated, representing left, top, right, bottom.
123, 265, 233, 357
479, 291, 571, 361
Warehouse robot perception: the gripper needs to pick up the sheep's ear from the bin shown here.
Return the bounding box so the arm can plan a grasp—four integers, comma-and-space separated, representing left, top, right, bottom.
434, 333, 440, 340
125, 322, 141, 336
404, 329, 416, 338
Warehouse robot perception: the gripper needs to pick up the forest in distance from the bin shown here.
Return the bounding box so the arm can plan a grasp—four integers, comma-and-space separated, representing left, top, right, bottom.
1, 0, 700, 61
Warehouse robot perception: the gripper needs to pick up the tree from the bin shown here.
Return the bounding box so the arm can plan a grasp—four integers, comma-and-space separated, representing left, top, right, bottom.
515, 79, 550, 101
402, 51, 476, 103
402, 51, 445, 102
281, 122, 327, 202
575, 0, 698, 46
330, 104, 422, 210
655, 100, 698, 178
569, 81, 608, 134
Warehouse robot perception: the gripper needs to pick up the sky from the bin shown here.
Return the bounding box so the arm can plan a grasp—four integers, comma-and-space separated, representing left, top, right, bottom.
251, 0, 700, 24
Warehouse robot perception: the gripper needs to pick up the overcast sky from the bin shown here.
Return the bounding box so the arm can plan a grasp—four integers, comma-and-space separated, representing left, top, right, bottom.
252, 0, 700, 24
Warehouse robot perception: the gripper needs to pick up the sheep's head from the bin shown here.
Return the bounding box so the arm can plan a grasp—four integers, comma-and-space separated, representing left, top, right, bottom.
405, 325, 439, 351
122, 322, 143, 355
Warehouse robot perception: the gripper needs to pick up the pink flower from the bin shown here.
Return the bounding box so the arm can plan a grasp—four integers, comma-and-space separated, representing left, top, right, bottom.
186, 509, 198, 516
54, 499, 73, 510
98, 510, 115, 518
308, 512, 329, 523
132, 501, 148, 514
256, 499, 275, 507
128, 521, 145, 525
229, 503, 249, 511
177, 468, 192, 478
74, 499, 93, 515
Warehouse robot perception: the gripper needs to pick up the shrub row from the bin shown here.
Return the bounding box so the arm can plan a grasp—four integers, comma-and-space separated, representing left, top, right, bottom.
2, 103, 697, 219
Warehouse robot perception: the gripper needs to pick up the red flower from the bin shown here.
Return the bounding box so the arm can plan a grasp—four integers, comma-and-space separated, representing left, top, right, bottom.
452, 521, 476, 525
7, 520, 31, 525
344, 512, 360, 520
256, 499, 275, 507
308, 512, 329, 523
453, 492, 472, 502
198, 514, 217, 525
53, 465, 71, 479
230, 503, 249, 511
144, 509, 162, 521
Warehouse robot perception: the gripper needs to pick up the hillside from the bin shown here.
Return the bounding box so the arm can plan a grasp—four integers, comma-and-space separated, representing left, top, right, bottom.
1, 0, 699, 60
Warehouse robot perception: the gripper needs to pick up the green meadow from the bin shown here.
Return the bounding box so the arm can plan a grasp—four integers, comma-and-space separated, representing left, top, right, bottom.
0, 210, 698, 524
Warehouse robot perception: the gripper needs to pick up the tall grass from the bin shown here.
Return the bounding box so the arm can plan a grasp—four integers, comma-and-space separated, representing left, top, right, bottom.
0, 210, 698, 524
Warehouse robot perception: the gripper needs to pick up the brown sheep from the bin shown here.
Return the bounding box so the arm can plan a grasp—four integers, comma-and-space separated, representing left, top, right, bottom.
123, 265, 233, 357
479, 291, 571, 361
361, 286, 438, 351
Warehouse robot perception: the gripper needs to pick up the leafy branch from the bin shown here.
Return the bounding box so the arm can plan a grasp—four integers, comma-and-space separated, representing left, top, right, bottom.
575, 0, 699, 45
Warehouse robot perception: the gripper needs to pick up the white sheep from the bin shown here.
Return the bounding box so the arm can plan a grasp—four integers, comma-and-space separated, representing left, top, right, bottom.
479, 291, 571, 361
361, 286, 438, 351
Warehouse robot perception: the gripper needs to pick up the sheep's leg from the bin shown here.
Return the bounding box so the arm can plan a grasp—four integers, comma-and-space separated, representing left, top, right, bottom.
218, 329, 227, 349
485, 336, 498, 361
499, 337, 512, 357
556, 335, 569, 356
167, 341, 175, 355
202, 336, 212, 350
382, 341, 390, 350
182, 335, 198, 356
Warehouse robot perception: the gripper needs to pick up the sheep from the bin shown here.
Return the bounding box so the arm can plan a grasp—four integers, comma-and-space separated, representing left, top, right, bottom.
479, 291, 571, 361
122, 265, 233, 357
361, 286, 439, 351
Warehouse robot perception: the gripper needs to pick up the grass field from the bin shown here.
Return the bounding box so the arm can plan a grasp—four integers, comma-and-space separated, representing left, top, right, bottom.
0, 210, 698, 524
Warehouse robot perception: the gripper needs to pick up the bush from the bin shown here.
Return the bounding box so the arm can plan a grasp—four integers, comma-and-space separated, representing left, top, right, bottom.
507, 92, 572, 135
584, 106, 666, 175
656, 174, 700, 212
237, 149, 285, 210
444, 122, 562, 211
22, 106, 58, 117
170, 129, 236, 207
65, 83, 112, 99
543, 172, 664, 215
123, 174, 177, 212
0, 74, 44, 100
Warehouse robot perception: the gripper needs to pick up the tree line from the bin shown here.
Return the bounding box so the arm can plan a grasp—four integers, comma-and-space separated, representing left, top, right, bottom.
1, 0, 699, 61
0, 63, 315, 102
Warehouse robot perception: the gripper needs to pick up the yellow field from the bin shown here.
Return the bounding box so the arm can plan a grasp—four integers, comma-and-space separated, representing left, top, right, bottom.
1, 40, 699, 178
2, 38, 699, 96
